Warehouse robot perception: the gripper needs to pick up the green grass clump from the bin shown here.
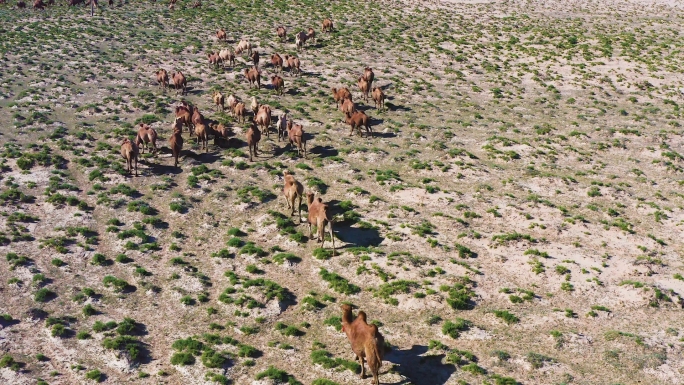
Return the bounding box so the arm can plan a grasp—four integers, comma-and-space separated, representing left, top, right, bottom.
51, 258, 65, 267
227, 227, 246, 237
491, 374, 519, 385
7, 252, 32, 269
170, 352, 195, 366
227, 237, 245, 247
102, 276, 129, 292
116, 317, 138, 335
103, 335, 142, 361
454, 243, 477, 258
524, 249, 549, 258
127, 200, 157, 215
236, 186, 275, 203
494, 310, 520, 325
239, 326, 259, 335
306, 177, 328, 194
461, 362, 487, 375
275, 322, 303, 337
301, 296, 326, 310
172, 337, 204, 355
313, 248, 334, 260
34, 288, 55, 302
492, 232, 536, 245
587, 186, 601, 197
311, 350, 360, 373
428, 340, 448, 350
241, 278, 290, 301
273, 253, 301, 264
237, 344, 260, 358
441, 277, 476, 310
201, 349, 229, 368
319, 269, 360, 295
239, 242, 267, 256
205, 373, 230, 384
492, 350, 511, 361
91, 253, 108, 266
92, 321, 117, 332
446, 349, 477, 365
211, 249, 234, 259
82, 304, 97, 317
323, 316, 342, 331
0, 354, 20, 371
375, 280, 420, 305
51, 323, 68, 337
442, 318, 472, 339
85, 369, 103, 382
526, 352, 555, 368
410, 221, 436, 237
255, 366, 302, 385
169, 201, 188, 213
245, 264, 262, 274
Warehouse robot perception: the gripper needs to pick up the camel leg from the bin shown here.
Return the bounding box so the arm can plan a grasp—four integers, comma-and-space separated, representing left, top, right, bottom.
134, 157, 138, 177
297, 195, 302, 223
359, 355, 366, 379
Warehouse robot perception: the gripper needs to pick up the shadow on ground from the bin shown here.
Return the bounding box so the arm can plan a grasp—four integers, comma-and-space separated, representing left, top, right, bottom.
385, 345, 456, 385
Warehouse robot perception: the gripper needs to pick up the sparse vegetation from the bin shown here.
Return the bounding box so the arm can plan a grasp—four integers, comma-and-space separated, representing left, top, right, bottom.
0, 2, 680, 384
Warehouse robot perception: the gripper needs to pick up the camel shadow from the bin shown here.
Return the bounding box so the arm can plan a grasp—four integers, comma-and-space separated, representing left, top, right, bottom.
385, 345, 456, 385
145, 156, 184, 175
336, 225, 383, 248
386, 102, 411, 112
356, 104, 374, 112
272, 143, 297, 158
371, 130, 395, 139
184, 149, 224, 164
309, 145, 338, 158
214, 137, 242, 148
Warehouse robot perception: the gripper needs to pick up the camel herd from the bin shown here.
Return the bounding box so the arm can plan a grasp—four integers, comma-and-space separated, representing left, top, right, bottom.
92, 8, 387, 383
137, 17, 384, 174
16, 0, 127, 10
